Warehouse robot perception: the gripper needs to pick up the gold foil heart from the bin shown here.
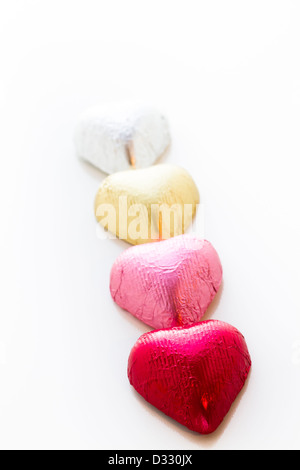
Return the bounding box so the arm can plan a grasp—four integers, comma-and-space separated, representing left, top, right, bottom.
94, 164, 200, 244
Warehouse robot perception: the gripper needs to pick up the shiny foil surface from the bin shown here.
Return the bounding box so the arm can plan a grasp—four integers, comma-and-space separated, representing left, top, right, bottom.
128, 320, 251, 434
110, 235, 222, 329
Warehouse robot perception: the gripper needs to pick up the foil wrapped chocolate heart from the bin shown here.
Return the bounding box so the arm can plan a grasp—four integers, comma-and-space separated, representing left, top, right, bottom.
95, 164, 200, 245
110, 235, 222, 329
74, 102, 170, 174
128, 320, 251, 434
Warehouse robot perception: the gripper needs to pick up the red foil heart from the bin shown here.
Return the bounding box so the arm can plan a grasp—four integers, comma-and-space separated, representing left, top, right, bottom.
128, 320, 251, 434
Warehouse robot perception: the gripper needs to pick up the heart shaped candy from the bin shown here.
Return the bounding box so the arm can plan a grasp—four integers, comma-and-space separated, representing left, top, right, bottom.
95, 165, 199, 245
110, 234, 222, 329
128, 320, 251, 434
74, 102, 170, 174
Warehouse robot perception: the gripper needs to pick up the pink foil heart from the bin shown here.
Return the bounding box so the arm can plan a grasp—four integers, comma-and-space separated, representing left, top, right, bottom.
128, 320, 251, 434
110, 235, 222, 329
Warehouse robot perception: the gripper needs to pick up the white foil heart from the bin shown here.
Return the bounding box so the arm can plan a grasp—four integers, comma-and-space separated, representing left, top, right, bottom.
74, 102, 170, 174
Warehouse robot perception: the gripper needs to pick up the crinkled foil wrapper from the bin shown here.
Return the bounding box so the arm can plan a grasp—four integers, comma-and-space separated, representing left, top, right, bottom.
110, 235, 222, 329
128, 320, 251, 434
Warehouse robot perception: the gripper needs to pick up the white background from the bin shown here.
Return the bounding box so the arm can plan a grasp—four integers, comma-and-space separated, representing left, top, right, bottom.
0, 0, 300, 450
